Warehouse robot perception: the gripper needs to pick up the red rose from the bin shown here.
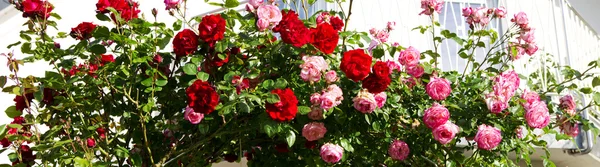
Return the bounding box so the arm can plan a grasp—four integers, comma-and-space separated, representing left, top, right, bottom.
275, 143, 290, 153
100, 54, 115, 65
210, 53, 229, 67
310, 23, 339, 54
340, 49, 372, 82
223, 154, 238, 162
330, 16, 344, 31
70, 22, 97, 40
173, 29, 199, 58
96, 127, 106, 139
14, 93, 34, 111
186, 80, 220, 114
18, 145, 36, 164
372, 61, 390, 78
86, 138, 96, 148
362, 74, 391, 94
265, 88, 298, 122
273, 10, 311, 47
21, 0, 53, 19
96, 0, 140, 22
1, 138, 9, 147
198, 14, 226, 46
96, 0, 111, 13
42, 88, 58, 105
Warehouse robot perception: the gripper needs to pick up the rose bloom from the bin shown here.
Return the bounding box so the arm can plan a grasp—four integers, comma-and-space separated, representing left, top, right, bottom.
362, 73, 391, 94
560, 120, 580, 137
419, 0, 444, 15
406, 64, 424, 78
426, 77, 452, 101
512, 12, 529, 27
385, 60, 400, 73
521, 89, 540, 109
432, 122, 459, 145
330, 16, 344, 31
423, 103, 450, 129
485, 95, 508, 114
340, 49, 372, 82
300, 56, 328, 82
87, 138, 96, 148
372, 61, 391, 78
310, 93, 322, 105
14, 93, 34, 111
388, 139, 410, 161
320, 92, 338, 110
494, 7, 506, 18
374, 30, 390, 43
70, 22, 97, 40
96, 0, 140, 21
560, 95, 577, 116
525, 101, 550, 129
525, 43, 538, 55
520, 29, 535, 43
265, 88, 299, 122
399, 46, 421, 66
302, 122, 327, 141
172, 29, 199, 58
257, 5, 282, 25
186, 80, 220, 114
308, 107, 324, 120
374, 92, 387, 108
493, 71, 520, 101
474, 124, 502, 150
248, 0, 263, 8
21, 0, 53, 19
325, 70, 338, 83
320, 143, 343, 164
353, 89, 378, 114
256, 18, 270, 31
462, 7, 472, 17
387, 21, 396, 31
164, 0, 181, 10
316, 12, 330, 24
273, 10, 311, 47
198, 14, 226, 45
184, 106, 204, 124
310, 23, 340, 54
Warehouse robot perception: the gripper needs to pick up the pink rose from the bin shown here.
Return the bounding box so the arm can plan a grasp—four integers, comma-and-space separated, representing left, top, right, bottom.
387, 21, 396, 31
300, 56, 328, 82
385, 60, 400, 73
375, 30, 390, 43
525, 43, 538, 56
426, 77, 452, 101
316, 12, 330, 24
249, 0, 263, 9
164, 0, 181, 10
515, 126, 525, 139
388, 139, 410, 161
512, 12, 529, 27
320, 143, 343, 163
308, 107, 324, 120
392, 42, 400, 47
257, 18, 270, 31
419, 0, 444, 15
560, 95, 576, 116
320, 92, 337, 110
474, 124, 502, 150
485, 95, 508, 114
310, 93, 322, 105
472, 7, 488, 24
184, 106, 205, 124
423, 103, 450, 129
560, 121, 579, 137
520, 29, 535, 43
302, 122, 327, 141
432, 122, 459, 145
326, 84, 344, 100
494, 7, 506, 18
525, 101, 550, 128
87, 138, 96, 148
406, 64, 424, 78
353, 89, 378, 114
374, 92, 387, 108
521, 90, 540, 109
493, 71, 520, 102
325, 70, 338, 83
398, 46, 421, 66
462, 7, 472, 17
256, 5, 282, 25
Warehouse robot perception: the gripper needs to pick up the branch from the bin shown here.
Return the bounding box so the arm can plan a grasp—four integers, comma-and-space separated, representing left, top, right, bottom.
341, 0, 354, 51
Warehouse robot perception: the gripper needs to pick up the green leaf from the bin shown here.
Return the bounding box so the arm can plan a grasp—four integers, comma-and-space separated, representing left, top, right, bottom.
12, 87, 20, 95
262, 79, 274, 90
237, 102, 250, 113
593, 77, 600, 87
0, 124, 7, 139
173, 20, 182, 31
340, 138, 354, 152
286, 130, 296, 147
196, 72, 210, 81
274, 78, 288, 89
593, 92, 600, 105
156, 80, 167, 87
74, 157, 91, 167
7, 124, 22, 129
4, 106, 21, 118
183, 63, 197, 75
141, 78, 153, 87
266, 94, 280, 104
298, 106, 311, 115
96, 13, 111, 21
93, 26, 110, 38
89, 44, 107, 54
224, 0, 240, 8
580, 87, 592, 94
0, 76, 6, 88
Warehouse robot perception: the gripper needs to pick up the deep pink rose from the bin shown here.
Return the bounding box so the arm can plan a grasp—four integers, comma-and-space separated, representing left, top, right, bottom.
353, 89, 378, 114
385, 60, 400, 73
320, 143, 343, 163
406, 64, 424, 78
164, 0, 181, 10
184, 106, 205, 124
374, 30, 390, 43
374, 92, 387, 108
525, 43, 538, 55
302, 122, 327, 141
308, 107, 324, 120
432, 122, 459, 145
419, 0, 444, 15
485, 95, 508, 114
325, 70, 338, 83
387, 21, 396, 31
560, 95, 576, 116
494, 7, 506, 18
398, 46, 421, 66
493, 71, 520, 102
300, 56, 328, 82
462, 7, 473, 17
87, 138, 96, 148
388, 139, 410, 161
474, 124, 502, 150
320, 92, 337, 110
521, 89, 540, 109
310, 93, 322, 105
423, 103, 450, 129
426, 77, 452, 101
525, 101, 550, 128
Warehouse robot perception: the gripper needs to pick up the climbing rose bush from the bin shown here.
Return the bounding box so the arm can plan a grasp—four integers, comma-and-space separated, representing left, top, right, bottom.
1, 0, 600, 166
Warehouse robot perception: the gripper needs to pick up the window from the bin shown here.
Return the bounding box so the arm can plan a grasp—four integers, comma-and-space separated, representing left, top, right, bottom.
0, 0, 10, 11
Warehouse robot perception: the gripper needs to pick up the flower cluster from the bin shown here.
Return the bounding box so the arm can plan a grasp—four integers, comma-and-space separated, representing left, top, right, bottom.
509, 12, 538, 59
462, 7, 506, 29
316, 12, 345, 31
486, 71, 520, 113
310, 85, 344, 111
367, 22, 395, 53
96, 0, 141, 22
419, 0, 444, 16
19, 0, 53, 20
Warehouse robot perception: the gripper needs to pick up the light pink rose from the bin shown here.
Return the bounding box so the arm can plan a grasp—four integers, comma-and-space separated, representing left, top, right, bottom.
326, 84, 344, 100
432, 122, 459, 145
256, 5, 282, 25
560, 121, 580, 137
525, 43, 538, 56
474, 124, 502, 150
375, 30, 390, 43
353, 89, 378, 114
369, 28, 378, 36
515, 126, 525, 139
386, 60, 400, 73
308, 107, 324, 120
521, 89, 540, 109
320, 92, 337, 110
426, 77, 452, 101
320, 143, 343, 163
472, 7, 488, 24
184, 106, 204, 124
257, 18, 270, 31
310, 93, 322, 105
560, 95, 576, 115
485, 95, 508, 114
164, 0, 181, 10
493, 71, 520, 102
249, 0, 263, 9
423, 103, 450, 129
525, 101, 550, 128
398, 46, 421, 66
512, 12, 529, 27
520, 29, 535, 43
419, 0, 444, 16
325, 70, 338, 83
406, 64, 424, 78
494, 7, 506, 18
387, 21, 396, 31
300, 56, 328, 82
462, 7, 472, 17
374, 92, 387, 108
302, 122, 327, 141
388, 139, 410, 161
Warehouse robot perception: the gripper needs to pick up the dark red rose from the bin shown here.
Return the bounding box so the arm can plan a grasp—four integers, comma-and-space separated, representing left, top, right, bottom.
87, 63, 99, 77
305, 140, 317, 149
243, 151, 253, 161
100, 54, 115, 65
18, 145, 36, 165
211, 53, 229, 67
198, 14, 226, 45
265, 88, 298, 122
362, 74, 391, 94
310, 23, 339, 54
232, 76, 250, 94
340, 49, 372, 82
273, 10, 311, 47
14, 93, 34, 111
70, 22, 97, 40
153, 54, 163, 64
11, 116, 26, 125
372, 61, 390, 78
330, 16, 344, 31
96, 127, 106, 139
21, 0, 53, 19
42, 88, 58, 105
87, 138, 96, 148
173, 29, 199, 58
223, 154, 238, 162
186, 80, 220, 114
1, 138, 10, 147
274, 143, 290, 153
96, 0, 111, 13
96, 0, 140, 22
